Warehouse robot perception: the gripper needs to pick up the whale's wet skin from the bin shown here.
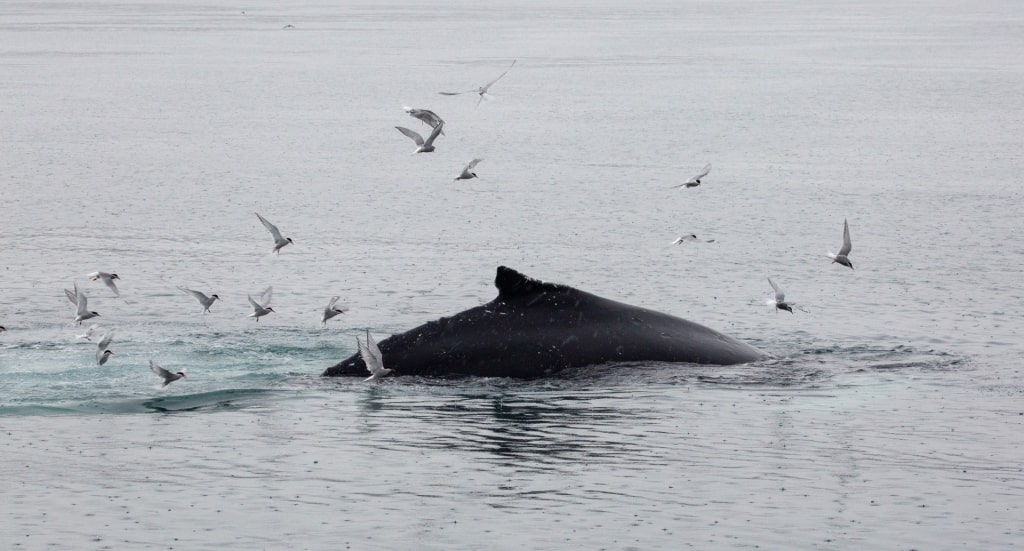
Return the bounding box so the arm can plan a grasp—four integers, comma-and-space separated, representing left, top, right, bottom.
2, 0, 1024, 549
325, 266, 765, 377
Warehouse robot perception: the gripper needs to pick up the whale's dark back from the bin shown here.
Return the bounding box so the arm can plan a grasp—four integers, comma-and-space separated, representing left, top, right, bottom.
323, 266, 765, 378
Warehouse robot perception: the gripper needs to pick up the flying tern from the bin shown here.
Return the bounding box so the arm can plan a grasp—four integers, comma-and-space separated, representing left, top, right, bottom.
827, 219, 854, 270
256, 213, 293, 254
440, 59, 517, 107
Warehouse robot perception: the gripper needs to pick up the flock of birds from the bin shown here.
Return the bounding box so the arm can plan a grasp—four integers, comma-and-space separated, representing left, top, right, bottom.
666, 161, 856, 315
2, 60, 524, 386
2, 57, 857, 386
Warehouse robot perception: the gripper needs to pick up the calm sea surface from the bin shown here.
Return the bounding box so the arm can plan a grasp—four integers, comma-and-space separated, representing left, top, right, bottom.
2, 0, 1023, 548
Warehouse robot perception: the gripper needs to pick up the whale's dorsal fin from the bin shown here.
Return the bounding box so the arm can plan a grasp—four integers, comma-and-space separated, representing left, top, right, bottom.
494, 266, 570, 301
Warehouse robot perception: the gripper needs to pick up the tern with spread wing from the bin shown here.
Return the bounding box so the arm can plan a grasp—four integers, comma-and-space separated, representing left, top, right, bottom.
76, 324, 103, 340
454, 158, 483, 181
256, 212, 293, 254
96, 330, 114, 366
402, 106, 445, 135
766, 278, 807, 314
150, 360, 186, 387
671, 234, 715, 245
671, 163, 712, 189
358, 330, 393, 383
179, 287, 220, 314
321, 296, 347, 326
88, 272, 121, 297
440, 59, 516, 107
827, 219, 854, 270
65, 283, 100, 325
248, 286, 275, 322
395, 121, 444, 154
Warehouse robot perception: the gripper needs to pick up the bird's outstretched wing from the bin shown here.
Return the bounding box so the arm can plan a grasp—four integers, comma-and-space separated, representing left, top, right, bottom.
255, 213, 283, 242
480, 59, 517, 93
180, 287, 207, 302
767, 277, 785, 302
686, 163, 711, 184
150, 360, 171, 379
838, 219, 852, 256
422, 122, 444, 147
395, 126, 425, 146
96, 331, 114, 363
65, 287, 79, 306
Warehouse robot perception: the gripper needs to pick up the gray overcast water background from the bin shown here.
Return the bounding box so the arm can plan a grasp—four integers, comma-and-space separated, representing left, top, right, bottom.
2, 0, 1023, 549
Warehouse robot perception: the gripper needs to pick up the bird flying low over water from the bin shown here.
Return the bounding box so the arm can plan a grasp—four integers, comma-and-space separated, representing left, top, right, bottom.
65, 283, 100, 325
395, 121, 444, 154
88, 272, 121, 297
357, 330, 392, 383
248, 286, 275, 322
76, 324, 102, 340
827, 219, 854, 270
671, 163, 712, 189
96, 330, 114, 366
440, 59, 516, 107
766, 278, 807, 314
671, 234, 715, 245
150, 360, 186, 387
256, 212, 293, 254
402, 106, 445, 135
179, 287, 220, 314
321, 296, 347, 326
454, 158, 483, 181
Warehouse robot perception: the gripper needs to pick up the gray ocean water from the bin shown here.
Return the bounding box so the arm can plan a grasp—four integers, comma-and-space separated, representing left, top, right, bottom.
2, 0, 1023, 548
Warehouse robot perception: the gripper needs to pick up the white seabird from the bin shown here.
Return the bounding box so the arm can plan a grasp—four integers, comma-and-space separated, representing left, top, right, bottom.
402, 106, 445, 135
256, 212, 293, 254
766, 278, 807, 314
96, 330, 114, 366
321, 296, 347, 326
395, 121, 444, 154
671, 163, 712, 189
248, 286, 275, 322
358, 330, 392, 383
150, 360, 186, 387
65, 283, 100, 325
88, 272, 121, 297
827, 219, 854, 270
440, 59, 517, 107
454, 158, 483, 181
179, 287, 221, 314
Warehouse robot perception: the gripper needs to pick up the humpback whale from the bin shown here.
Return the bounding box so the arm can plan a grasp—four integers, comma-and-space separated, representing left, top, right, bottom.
323, 266, 765, 378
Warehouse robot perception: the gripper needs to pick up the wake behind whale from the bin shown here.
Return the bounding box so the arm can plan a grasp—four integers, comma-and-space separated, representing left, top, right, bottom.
324, 266, 765, 378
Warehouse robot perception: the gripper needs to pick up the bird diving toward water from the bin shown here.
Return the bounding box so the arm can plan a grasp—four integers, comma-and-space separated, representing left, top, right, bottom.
256, 212, 293, 254
827, 219, 854, 270
150, 360, 186, 387
402, 106, 445, 135
179, 287, 221, 314
358, 330, 392, 383
248, 286, 275, 322
766, 278, 808, 314
454, 158, 483, 181
65, 283, 100, 325
96, 330, 114, 366
321, 296, 347, 326
395, 121, 444, 154
440, 59, 517, 107
88, 272, 121, 297
670, 163, 712, 189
